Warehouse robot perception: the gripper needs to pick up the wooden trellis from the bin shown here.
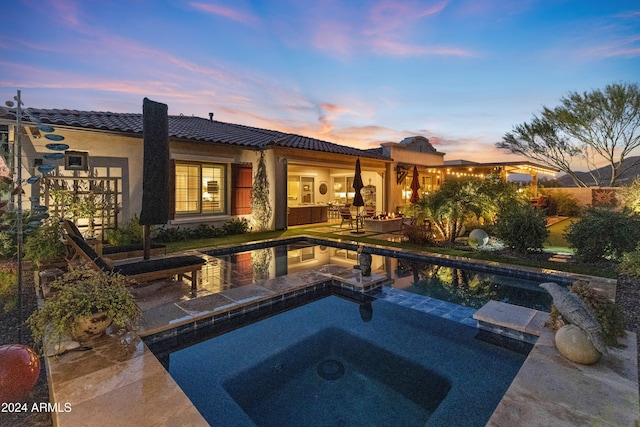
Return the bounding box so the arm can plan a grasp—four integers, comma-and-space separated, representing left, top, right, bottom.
41, 176, 120, 241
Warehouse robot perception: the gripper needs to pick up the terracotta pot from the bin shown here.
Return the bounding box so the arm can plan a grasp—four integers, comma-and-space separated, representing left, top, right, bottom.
72, 312, 112, 342
0, 344, 40, 403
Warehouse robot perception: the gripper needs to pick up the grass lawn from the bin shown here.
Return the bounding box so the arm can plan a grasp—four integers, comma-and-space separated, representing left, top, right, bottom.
545, 217, 577, 249
165, 220, 615, 279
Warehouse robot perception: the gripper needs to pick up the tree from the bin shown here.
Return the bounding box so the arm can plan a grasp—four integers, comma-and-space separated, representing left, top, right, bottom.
416, 178, 491, 242
498, 82, 640, 187
251, 150, 272, 231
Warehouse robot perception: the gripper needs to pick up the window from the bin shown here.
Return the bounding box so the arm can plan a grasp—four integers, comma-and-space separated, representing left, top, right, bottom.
175, 162, 226, 215
65, 151, 88, 171
333, 176, 354, 203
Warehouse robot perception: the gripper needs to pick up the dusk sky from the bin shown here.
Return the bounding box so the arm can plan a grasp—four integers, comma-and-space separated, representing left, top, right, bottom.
2, 0, 639, 163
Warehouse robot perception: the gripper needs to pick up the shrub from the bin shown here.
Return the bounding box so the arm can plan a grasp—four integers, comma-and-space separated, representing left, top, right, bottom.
402, 224, 433, 245
0, 209, 33, 259
547, 282, 626, 347
0, 264, 17, 314
494, 202, 549, 253
189, 224, 225, 239
223, 217, 249, 235
548, 191, 580, 217
621, 177, 640, 213
153, 225, 188, 243
153, 222, 233, 243
619, 243, 640, 277
106, 214, 144, 245
24, 219, 67, 264
564, 207, 640, 263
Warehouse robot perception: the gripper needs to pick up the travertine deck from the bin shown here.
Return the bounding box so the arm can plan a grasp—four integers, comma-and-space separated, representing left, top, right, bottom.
476, 301, 639, 426
45, 265, 388, 426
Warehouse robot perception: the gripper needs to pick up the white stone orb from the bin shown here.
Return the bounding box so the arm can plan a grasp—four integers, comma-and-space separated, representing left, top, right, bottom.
469, 229, 489, 246
555, 324, 601, 365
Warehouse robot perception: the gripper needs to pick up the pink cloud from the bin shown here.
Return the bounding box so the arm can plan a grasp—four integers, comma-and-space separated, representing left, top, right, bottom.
576, 35, 640, 59
311, 20, 356, 56
188, 2, 259, 26
365, 0, 449, 36
307, 0, 473, 58
46, 0, 82, 28
371, 39, 474, 57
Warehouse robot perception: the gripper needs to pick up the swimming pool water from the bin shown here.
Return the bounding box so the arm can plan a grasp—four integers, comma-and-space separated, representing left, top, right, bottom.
166, 296, 527, 426
202, 241, 556, 311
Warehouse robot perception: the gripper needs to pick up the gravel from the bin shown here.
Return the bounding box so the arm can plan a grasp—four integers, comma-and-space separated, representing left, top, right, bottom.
0, 262, 52, 427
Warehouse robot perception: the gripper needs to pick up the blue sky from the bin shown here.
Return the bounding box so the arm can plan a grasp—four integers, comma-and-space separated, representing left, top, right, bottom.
1, 0, 638, 162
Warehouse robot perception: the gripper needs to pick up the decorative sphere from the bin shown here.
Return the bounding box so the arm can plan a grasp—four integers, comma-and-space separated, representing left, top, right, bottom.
0, 344, 40, 403
555, 324, 601, 365
469, 229, 489, 246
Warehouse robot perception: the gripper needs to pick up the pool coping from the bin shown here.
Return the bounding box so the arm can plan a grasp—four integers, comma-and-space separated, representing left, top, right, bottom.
43, 236, 634, 426
475, 301, 639, 426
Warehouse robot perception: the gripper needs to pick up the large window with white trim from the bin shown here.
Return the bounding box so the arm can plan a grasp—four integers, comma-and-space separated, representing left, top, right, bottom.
175, 162, 226, 215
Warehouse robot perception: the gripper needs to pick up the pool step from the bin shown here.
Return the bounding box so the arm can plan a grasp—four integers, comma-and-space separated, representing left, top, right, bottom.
473, 300, 548, 345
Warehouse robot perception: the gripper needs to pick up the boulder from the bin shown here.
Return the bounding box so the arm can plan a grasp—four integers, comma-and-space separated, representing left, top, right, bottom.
555, 324, 601, 365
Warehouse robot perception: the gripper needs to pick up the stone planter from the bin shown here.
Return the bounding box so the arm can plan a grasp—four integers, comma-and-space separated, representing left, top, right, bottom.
555, 324, 601, 365
72, 312, 112, 342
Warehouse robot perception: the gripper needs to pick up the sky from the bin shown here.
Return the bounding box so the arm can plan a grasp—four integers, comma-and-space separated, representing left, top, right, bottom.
1, 0, 639, 163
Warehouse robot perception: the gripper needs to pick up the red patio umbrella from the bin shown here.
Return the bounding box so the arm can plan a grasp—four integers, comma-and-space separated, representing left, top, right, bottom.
410, 165, 421, 204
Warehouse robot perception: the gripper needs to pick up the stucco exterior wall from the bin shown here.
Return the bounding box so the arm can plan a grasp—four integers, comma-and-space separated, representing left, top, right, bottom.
23, 128, 141, 221
542, 187, 624, 208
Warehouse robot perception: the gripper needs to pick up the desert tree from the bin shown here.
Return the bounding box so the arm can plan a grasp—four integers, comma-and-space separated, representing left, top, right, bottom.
498, 82, 640, 187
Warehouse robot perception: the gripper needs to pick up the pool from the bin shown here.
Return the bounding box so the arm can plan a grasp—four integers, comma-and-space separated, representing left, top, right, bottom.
201, 239, 566, 311
163, 296, 527, 426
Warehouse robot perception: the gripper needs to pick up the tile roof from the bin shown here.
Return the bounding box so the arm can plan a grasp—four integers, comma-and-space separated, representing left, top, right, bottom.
4, 108, 388, 160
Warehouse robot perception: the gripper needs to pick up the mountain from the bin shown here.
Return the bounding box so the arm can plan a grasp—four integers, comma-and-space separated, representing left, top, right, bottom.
554, 156, 640, 187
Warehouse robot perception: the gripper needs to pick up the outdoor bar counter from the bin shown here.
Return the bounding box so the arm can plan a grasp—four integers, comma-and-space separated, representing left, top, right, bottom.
287, 205, 328, 226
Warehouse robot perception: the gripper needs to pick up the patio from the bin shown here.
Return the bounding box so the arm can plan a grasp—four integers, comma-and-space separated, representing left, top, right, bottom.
40, 236, 638, 426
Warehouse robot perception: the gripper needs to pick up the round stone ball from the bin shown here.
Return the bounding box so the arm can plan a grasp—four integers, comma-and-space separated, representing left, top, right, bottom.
555, 324, 601, 365
469, 229, 489, 246
0, 344, 40, 403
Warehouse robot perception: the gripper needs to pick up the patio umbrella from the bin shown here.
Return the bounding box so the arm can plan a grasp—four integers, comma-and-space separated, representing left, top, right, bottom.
352, 158, 365, 234
410, 165, 421, 204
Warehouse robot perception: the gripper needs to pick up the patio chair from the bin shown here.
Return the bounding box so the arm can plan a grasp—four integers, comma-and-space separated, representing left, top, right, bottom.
65, 233, 205, 294
364, 206, 376, 218
63, 219, 166, 260
339, 208, 364, 228
531, 196, 551, 215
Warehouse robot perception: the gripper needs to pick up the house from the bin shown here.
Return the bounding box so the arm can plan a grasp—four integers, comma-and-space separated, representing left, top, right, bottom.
0, 105, 557, 235
0, 108, 391, 233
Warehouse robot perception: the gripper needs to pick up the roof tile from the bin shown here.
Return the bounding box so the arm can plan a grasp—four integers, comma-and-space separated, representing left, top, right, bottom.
4, 108, 387, 160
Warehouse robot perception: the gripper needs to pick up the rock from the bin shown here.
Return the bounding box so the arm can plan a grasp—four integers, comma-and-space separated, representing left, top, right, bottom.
469, 229, 489, 247
555, 324, 601, 365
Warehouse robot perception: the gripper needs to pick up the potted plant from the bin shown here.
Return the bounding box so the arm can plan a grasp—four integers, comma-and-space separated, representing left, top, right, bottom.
24, 218, 67, 269
27, 266, 141, 352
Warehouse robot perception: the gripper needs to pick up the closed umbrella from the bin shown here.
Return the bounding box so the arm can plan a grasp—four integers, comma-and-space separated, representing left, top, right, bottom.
410, 165, 421, 204
352, 158, 365, 234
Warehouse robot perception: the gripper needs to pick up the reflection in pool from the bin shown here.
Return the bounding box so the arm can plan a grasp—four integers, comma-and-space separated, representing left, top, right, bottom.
202, 241, 556, 311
